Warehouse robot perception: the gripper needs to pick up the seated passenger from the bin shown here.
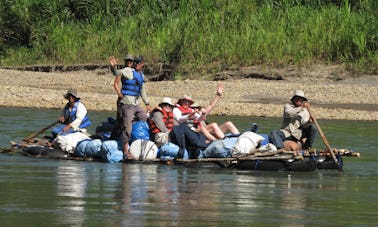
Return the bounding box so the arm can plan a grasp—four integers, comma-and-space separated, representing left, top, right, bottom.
150, 97, 210, 158
269, 90, 317, 151
172, 94, 217, 141
172, 94, 195, 124
148, 97, 178, 146
52, 88, 91, 137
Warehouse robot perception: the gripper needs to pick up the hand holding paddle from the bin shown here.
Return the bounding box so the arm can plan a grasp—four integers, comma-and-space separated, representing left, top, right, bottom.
23, 121, 59, 142
307, 106, 342, 172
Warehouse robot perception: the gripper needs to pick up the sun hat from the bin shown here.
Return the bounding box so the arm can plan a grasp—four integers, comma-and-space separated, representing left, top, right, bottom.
63, 88, 80, 99
159, 97, 175, 107
178, 94, 194, 105
291, 90, 307, 102
124, 54, 134, 61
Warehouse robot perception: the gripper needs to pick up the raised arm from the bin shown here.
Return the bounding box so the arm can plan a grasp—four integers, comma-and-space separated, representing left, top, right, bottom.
203, 83, 224, 115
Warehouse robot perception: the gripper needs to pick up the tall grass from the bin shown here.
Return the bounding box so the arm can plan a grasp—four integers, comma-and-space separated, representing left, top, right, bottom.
0, 0, 376, 76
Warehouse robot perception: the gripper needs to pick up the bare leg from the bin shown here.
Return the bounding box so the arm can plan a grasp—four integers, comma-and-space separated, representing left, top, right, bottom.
123, 142, 133, 160
219, 121, 239, 134
205, 123, 225, 139
196, 127, 217, 141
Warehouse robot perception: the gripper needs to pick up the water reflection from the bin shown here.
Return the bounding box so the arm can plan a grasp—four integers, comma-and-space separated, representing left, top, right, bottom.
56, 164, 87, 226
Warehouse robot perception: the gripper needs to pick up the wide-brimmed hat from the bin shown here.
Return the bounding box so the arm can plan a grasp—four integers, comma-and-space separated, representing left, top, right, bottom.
63, 88, 80, 99
178, 95, 193, 105
291, 90, 307, 102
191, 102, 201, 108
159, 97, 174, 107
124, 54, 134, 61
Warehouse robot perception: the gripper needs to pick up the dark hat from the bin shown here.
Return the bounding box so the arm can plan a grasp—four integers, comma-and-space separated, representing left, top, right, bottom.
291, 90, 308, 102
133, 55, 144, 63
63, 88, 80, 99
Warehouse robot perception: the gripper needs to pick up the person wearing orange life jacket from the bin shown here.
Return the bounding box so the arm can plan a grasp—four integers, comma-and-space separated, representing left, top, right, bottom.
148, 97, 179, 146
149, 97, 210, 158
173, 95, 196, 126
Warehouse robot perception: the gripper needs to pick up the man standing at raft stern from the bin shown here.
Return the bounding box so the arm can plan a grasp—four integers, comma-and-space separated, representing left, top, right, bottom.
269, 90, 317, 151
108, 54, 152, 160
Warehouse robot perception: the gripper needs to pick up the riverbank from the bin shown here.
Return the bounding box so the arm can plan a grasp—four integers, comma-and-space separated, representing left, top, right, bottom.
0, 67, 377, 121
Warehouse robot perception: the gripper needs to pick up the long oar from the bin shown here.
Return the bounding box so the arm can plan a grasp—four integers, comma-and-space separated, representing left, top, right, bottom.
307, 107, 342, 172
23, 121, 59, 142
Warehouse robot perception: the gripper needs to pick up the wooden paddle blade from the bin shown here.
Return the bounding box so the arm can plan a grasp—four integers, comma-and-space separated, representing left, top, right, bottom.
23, 121, 59, 142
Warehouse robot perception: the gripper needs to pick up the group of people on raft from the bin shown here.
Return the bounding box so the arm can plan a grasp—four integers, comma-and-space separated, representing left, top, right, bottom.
50, 53, 317, 161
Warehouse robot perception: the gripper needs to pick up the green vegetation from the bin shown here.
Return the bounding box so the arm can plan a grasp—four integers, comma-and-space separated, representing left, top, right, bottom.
0, 0, 377, 76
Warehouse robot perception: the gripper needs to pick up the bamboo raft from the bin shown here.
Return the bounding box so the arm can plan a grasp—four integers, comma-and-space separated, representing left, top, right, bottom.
0, 137, 360, 172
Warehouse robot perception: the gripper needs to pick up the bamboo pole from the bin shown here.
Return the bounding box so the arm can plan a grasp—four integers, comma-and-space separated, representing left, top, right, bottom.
307, 107, 342, 172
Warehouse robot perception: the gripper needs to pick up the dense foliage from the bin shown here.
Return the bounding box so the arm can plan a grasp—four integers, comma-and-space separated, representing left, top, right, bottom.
0, 0, 377, 75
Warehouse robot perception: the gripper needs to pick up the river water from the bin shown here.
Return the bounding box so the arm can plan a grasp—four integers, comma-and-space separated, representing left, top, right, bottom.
0, 108, 377, 226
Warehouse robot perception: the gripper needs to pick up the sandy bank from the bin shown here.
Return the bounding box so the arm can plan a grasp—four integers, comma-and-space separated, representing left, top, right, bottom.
0, 68, 377, 121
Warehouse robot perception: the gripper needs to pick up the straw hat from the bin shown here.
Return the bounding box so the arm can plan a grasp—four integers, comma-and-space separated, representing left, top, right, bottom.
291, 90, 307, 102
159, 97, 174, 107
63, 88, 80, 99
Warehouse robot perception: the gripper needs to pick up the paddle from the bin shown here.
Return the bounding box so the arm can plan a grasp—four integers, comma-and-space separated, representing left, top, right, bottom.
23, 121, 59, 142
307, 107, 342, 172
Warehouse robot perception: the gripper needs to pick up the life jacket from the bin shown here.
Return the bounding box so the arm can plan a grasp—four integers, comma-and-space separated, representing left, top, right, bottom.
149, 108, 175, 134
175, 104, 193, 115
175, 104, 194, 127
64, 100, 91, 128
121, 70, 144, 96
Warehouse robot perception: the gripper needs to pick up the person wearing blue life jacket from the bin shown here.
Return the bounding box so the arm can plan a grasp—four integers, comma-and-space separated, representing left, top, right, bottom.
52, 88, 91, 137
108, 55, 153, 160
109, 54, 134, 141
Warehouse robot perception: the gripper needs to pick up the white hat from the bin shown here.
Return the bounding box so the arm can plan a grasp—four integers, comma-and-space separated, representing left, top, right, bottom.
63, 88, 80, 99
291, 90, 307, 101
159, 97, 174, 107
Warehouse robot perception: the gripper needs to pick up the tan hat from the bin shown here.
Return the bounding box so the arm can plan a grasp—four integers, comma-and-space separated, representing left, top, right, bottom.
191, 102, 201, 108
63, 88, 80, 99
291, 90, 307, 102
178, 94, 193, 105
159, 97, 174, 107
124, 54, 134, 61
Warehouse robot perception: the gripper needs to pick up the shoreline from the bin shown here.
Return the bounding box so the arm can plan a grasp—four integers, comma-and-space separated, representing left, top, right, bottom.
0, 68, 377, 121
